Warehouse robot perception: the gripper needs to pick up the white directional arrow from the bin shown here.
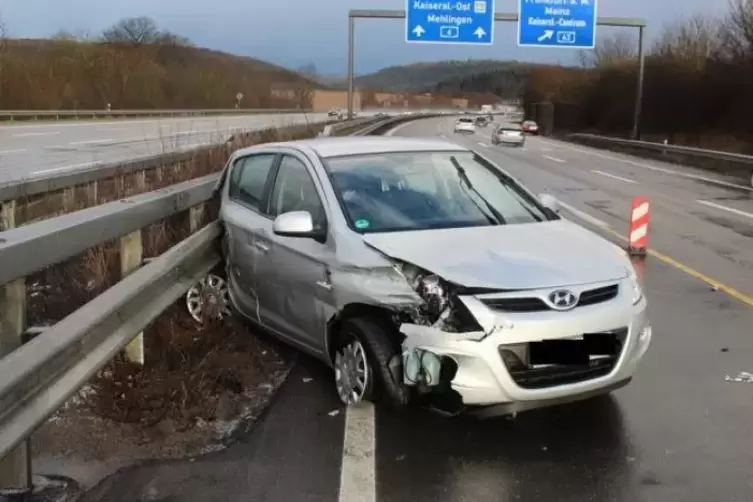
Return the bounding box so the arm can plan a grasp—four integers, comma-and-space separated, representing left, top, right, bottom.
537, 30, 554, 42
473, 27, 486, 39
412, 25, 425, 37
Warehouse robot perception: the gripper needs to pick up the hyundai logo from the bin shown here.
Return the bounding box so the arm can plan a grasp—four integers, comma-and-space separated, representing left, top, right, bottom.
548, 289, 578, 310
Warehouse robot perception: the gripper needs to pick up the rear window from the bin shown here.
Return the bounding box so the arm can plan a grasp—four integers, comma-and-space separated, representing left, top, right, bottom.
458, 118, 473, 123
498, 123, 522, 131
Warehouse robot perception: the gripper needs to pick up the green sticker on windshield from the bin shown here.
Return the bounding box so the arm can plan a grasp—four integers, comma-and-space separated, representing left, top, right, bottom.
355, 219, 370, 229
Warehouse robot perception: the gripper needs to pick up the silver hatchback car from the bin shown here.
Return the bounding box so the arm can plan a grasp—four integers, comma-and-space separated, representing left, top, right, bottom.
491, 122, 526, 147
215, 136, 651, 416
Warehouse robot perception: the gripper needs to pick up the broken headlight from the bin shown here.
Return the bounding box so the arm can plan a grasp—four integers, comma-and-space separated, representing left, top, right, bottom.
415, 274, 449, 322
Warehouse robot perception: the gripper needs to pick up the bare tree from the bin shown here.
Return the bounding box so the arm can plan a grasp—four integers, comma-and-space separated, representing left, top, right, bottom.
292, 80, 315, 109
652, 15, 721, 69
101, 16, 192, 47
717, 0, 753, 61
102, 16, 161, 45
154, 32, 193, 47
578, 32, 637, 68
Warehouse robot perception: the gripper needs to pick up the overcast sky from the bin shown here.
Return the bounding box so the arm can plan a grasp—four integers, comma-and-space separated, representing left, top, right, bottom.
0, 0, 730, 75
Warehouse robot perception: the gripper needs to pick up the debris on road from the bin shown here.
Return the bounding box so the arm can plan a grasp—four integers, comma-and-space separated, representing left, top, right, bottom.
725, 371, 753, 383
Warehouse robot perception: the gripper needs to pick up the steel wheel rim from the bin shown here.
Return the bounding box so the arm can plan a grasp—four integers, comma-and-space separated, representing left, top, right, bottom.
334, 339, 369, 405
185, 273, 230, 323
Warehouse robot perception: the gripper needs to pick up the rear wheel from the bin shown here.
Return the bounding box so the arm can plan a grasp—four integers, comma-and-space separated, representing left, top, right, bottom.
333, 316, 409, 407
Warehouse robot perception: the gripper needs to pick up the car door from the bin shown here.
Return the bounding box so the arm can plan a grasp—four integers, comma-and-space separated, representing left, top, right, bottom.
221, 151, 279, 326
262, 152, 337, 357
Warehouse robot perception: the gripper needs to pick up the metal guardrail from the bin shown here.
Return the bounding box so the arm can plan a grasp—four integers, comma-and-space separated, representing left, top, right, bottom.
567, 133, 753, 187
0, 111, 435, 493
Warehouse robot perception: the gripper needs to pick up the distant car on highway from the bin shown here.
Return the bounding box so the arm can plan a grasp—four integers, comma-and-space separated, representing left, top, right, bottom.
521, 120, 539, 135
454, 117, 476, 134
491, 123, 525, 147
327, 108, 340, 118
474, 115, 488, 127
211, 136, 652, 416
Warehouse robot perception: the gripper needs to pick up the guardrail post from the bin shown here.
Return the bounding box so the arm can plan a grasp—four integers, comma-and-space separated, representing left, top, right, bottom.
0, 201, 32, 496
120, 230, 145, 365
189, 204, 205, 233
62, 187, 76, 213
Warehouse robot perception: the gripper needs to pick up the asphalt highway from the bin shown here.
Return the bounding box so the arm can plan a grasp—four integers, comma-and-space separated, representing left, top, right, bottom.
0, 112, 333, 183
60, 117, 753, 502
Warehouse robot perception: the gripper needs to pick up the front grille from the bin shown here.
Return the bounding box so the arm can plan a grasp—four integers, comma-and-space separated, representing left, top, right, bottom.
482, 297, 548, 312
499, 328, 628, 389
480, 284, 619, 313
578, 285, 619, 306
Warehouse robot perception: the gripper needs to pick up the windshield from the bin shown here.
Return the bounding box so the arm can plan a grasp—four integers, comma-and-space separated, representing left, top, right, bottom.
323, 151, 556, 234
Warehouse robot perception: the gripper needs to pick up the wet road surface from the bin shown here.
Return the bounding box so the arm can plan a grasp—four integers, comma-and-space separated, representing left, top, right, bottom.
67, 117, 753, 502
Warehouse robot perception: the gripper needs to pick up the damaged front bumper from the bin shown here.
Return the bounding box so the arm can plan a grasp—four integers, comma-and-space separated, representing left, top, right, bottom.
399, 277, 652, 416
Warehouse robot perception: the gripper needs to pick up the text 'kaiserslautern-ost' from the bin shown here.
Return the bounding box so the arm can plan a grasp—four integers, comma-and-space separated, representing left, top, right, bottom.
406, 0, 495, 45
517, 0, 597, 49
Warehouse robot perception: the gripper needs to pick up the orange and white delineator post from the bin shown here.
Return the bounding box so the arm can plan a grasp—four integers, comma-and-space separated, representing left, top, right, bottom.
627, 196, 650, 256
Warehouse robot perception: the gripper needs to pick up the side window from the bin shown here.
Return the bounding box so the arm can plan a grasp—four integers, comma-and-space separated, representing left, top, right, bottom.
228, 154, 277, 210
270, 156, 327, 230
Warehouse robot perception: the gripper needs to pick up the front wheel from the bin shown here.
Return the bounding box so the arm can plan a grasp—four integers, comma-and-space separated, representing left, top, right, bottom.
333, 317, 409, 407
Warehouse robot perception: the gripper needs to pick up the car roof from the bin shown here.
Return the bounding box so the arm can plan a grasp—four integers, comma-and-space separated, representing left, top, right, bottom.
235, 136, 470, 159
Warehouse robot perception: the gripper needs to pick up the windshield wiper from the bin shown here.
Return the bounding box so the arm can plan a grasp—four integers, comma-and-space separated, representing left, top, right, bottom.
496, 181, 544, 222
449, 156, 506, 225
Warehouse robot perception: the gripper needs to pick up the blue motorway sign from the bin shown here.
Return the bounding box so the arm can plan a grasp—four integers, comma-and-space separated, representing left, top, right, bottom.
517, 0, 597, 49
405, 0, 495, 45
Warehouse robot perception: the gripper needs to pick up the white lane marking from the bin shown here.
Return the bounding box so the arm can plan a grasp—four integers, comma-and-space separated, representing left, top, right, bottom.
478, 142, 488, 148
338, 403, 375, 502
592, 170, 638, 184
12, 131, 61, 137
0, 148, 26, 155
542, 154, 566, 163
545, 138, 753, 192
161, 129, 200, 135
556, 199, 612, 229
69, 138, 114, 146
696, 200, 753, 220
31, 161, 99, 176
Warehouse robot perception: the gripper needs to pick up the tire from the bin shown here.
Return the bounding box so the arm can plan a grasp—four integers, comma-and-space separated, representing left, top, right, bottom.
334, 316, 410, 407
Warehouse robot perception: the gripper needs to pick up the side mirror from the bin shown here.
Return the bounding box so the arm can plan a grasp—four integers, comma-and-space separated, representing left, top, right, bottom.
272, 211, 325, 240
539, 193, 560, 214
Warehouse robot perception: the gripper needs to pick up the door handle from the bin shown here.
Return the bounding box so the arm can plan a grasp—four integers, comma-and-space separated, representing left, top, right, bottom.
253, 241, 270, 252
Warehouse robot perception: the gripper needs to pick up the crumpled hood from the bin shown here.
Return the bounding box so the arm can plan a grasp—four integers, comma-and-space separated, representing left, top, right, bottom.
362, 220, 628, 290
